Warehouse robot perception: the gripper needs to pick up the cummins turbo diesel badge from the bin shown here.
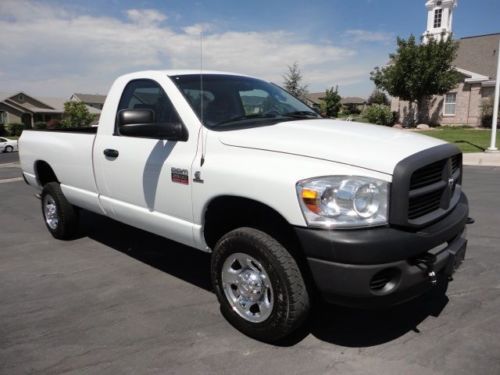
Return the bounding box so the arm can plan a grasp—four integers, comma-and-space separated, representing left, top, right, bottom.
171, 168, 189, 185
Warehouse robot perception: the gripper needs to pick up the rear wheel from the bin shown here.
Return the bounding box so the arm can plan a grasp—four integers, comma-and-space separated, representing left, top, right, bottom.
41, 182, 79, 239
4, 145, 13, 153
211, 227, 310, 342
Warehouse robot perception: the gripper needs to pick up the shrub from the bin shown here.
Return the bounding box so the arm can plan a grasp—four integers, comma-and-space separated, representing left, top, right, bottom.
7, 123, 24, 136
343, 103, 362, 115
47, 119, 61, 129
363, 104, 394, 126
34, 121, 47, 129
480, 97, 494, 128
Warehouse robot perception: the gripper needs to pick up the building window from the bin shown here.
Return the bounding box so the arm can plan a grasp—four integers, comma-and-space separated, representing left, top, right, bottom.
0, 111, 5, 124
434, 8, 442, 28
444, 93, 456, 115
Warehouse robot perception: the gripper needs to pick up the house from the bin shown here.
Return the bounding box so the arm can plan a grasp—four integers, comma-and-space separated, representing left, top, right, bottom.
304, 92, 325, 109
70, 93, 107, 110
341, 97, 367, 113
391, 0, 499, 126
0, 92, 104, 129
0, 92, 65, 128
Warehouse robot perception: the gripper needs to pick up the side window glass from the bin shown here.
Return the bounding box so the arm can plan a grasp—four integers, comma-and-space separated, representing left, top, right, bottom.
117, 79, 181, 135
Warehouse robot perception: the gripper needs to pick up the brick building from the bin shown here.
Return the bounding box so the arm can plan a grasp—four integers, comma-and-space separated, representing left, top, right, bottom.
391, 0, 499, 127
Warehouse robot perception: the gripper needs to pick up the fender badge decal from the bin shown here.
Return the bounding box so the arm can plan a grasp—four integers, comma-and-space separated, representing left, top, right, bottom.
171, 168, 189, 185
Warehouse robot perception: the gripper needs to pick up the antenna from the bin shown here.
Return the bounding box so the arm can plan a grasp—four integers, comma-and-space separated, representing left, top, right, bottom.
200, 30, 204, 126
200, 30, 206, 166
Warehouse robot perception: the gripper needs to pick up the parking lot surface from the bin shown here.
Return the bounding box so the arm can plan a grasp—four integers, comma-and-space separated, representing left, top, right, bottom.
1, 154, 499, 374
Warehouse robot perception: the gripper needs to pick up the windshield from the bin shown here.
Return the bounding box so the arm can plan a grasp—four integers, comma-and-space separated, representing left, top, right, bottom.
171, 74, 320, 129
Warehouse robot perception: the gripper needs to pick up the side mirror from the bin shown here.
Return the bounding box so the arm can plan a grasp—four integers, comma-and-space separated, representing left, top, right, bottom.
117, 109, 187, 141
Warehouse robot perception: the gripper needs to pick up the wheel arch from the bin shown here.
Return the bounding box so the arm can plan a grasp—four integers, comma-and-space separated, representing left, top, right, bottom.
201, 195, 312, 281
34, 160, 59, 187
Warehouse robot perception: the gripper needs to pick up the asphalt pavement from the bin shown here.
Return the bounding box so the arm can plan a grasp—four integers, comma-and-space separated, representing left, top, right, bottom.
1, 153, 499, 374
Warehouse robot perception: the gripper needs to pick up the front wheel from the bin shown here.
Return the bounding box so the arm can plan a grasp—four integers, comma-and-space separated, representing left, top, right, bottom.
41, 182, 79, 239
211, 227, 310, 342
4, 145, 13, 153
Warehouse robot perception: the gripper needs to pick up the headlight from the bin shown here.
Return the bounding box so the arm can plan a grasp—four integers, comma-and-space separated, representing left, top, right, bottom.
296, 176, 389, 229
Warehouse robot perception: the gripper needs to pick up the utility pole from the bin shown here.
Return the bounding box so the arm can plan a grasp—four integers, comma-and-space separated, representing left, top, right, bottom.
487, 39, 500, 152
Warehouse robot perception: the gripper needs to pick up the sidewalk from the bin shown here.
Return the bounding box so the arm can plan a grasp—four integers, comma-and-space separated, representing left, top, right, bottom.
463, 152, 500, 167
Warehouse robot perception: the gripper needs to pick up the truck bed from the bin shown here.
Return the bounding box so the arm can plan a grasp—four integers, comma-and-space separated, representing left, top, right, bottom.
19, 129, 100, 213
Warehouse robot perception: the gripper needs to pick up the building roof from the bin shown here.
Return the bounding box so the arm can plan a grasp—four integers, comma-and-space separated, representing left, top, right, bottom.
305, 93, 367, 105
341, 97, 366, 105
454, 33, 500, 80
73, 93, 107, 104
0, 92, 101, 115
305, 92, 325, 105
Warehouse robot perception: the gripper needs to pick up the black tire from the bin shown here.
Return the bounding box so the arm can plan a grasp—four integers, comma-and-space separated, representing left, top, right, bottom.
211, 227, 310, 342
5, 145, 13, 153
41, 182, 79, 240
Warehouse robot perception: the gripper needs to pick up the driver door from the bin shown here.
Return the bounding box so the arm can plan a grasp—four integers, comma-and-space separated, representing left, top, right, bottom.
93, 78, 198, 247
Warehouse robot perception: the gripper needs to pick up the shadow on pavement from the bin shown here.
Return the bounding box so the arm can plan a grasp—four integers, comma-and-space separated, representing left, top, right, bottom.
78, 209, 449, 348
79, 210, 212, 292
308, 283, 449, 347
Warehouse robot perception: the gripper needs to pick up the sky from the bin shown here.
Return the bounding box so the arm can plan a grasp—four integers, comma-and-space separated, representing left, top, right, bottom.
0, 0, 499, 99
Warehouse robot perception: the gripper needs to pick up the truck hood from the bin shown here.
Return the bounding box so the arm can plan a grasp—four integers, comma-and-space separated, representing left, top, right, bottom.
218, 119, 446, 175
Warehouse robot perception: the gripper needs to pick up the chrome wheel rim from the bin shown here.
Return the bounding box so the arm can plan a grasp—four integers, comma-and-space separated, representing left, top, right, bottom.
43, 194, 59, 230
221, 252, 274, 323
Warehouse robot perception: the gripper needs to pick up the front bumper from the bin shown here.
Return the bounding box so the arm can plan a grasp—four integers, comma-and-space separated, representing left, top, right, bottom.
296, 193, 469, 307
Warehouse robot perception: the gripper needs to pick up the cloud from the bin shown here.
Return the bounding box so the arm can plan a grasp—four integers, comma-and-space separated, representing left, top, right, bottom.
0, 0, 379, 97
127, 9, 167, 25
344, 29, 394, 43
182, 23, 213, 35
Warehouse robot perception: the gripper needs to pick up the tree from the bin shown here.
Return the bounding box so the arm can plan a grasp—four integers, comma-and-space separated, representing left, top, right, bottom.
283, 62, 309, 101
61, 101, 95, 128
367, 89, 389, 106
321, 86, 342, 118
370, 34, 461, 125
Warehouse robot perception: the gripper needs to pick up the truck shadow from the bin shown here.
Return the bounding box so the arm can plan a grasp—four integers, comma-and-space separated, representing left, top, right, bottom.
288, 283, 449, 347
79, 210, 212, 292
78, 210, 449, 348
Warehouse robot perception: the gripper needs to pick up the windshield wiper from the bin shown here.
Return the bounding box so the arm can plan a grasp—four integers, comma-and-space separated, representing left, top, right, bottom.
215, 113, 278, 126
283, 111, 320, 119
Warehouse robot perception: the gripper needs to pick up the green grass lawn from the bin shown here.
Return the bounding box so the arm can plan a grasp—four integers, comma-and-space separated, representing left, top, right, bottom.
419, 128, 499, 153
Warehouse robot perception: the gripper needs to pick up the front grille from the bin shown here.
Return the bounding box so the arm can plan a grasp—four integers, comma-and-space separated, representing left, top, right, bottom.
407, 154, 462, 222
408, 189, 443, 219
410, 159, 446, 189
390, 144, 463, 228
451, 154, 460, 174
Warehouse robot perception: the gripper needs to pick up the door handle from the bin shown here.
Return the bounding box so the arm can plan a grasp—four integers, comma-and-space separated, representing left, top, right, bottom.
103, 149, 119, 158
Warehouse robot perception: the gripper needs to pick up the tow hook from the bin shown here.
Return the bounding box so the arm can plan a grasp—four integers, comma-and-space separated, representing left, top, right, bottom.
414, 253, 438, 285
466, 217, 475, 224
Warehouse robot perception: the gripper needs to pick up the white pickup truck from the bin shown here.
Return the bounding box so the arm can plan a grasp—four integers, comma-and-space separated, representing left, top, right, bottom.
20, 70, 469, 342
